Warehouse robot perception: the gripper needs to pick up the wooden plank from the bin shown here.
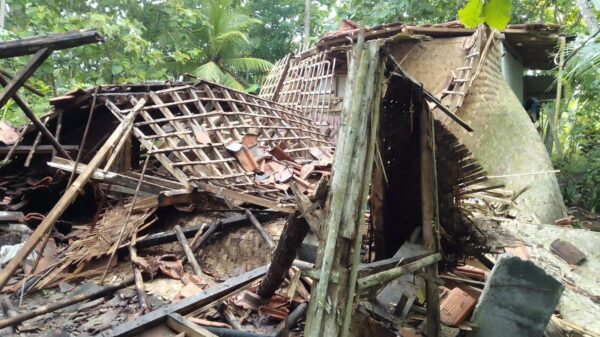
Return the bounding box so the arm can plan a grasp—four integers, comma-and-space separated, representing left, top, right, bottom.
110, 265, 269, 336
0, 99, 147, 291
193, 181, 295, 213
0, 29, 103, 59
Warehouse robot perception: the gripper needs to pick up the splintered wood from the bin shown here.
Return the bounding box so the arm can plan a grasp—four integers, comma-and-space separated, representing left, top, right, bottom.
106, 82, 333, 211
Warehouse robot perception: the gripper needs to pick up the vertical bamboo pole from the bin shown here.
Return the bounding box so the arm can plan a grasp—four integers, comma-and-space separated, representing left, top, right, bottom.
552, 36, 566, 158
420, 100, 441, 337
304, 32, 384, 337
339, 42, 384, 337
304, 31, 366, 337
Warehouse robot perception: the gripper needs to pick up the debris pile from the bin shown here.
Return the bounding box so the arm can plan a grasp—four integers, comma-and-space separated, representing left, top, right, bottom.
0, 23, 596, 337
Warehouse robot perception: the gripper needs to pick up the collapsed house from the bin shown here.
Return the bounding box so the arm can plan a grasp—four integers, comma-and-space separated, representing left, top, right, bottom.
0, 22, 597, 337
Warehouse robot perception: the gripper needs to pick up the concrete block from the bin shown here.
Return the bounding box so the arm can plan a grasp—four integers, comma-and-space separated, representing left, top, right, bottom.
472, 255, 564, 337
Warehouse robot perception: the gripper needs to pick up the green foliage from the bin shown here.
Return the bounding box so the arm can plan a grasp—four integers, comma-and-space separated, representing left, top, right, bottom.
244, 0, 337, 62
458, 0, 512, 29
458, 0, 485, 27
191, 0, 273, 89
555, 149, 600, 212
337, 0, 455, 27
551, 35, 600, 212
0, 0, 273, 125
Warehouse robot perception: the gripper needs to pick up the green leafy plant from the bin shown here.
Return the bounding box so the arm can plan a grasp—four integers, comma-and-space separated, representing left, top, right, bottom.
193, 0, 273, 91
458, 0, 513, 29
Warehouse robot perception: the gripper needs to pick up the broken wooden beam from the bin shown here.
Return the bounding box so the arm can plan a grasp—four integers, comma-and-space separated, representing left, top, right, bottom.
129, 240, 150, 313
356, 253, 442, 290
0, 276, 134, 329
245, 209, 276, 249
0, 29, 103, 59
110, 265, 268, 336
0, 48, 52, 110
48, 157, 178, 195
257, 211, 309, 298
0, 69, 44, 96
129, 245, 150, 312
0, 99, 147, 291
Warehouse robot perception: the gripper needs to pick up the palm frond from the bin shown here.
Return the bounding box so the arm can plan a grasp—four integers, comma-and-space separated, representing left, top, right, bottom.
225, 57, 273, 73
214, 31, 252, 58
195, 61, 224, 83
564, 42, 600, 83
227, 14, 262, 32
221, 72, 247, 91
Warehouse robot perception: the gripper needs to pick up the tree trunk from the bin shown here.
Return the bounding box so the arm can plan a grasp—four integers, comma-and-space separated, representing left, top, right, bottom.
303, 0, 310, 50
575, 0, 599, 34
257, 211, 309, 298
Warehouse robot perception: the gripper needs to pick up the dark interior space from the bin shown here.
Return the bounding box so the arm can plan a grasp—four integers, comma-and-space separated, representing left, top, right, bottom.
373, 76, 423, 259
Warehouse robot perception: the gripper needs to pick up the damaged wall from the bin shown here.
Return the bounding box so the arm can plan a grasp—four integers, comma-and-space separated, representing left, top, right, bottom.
394, 31, 566, 223
445, 36, 567, 223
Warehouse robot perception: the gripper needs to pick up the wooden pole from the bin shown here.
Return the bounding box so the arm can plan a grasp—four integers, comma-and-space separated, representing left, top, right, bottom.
100, 153, 151, 284
303, 0, 310, 50
174, 225, 204, 276
420, 102, 441, 337
0, 98, 146, 291
245, 209, 276, 249
340, 41, 384, 337
0, 277, 134, 329
129, 229, 150, 313
257, 211, 309, 298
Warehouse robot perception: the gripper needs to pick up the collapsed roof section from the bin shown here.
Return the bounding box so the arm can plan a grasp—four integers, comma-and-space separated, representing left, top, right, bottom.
50, 81, 334, 211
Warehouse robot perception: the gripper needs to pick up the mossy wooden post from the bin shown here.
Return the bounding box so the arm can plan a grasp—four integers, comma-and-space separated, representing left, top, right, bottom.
420, 100, 441, 337
304, 31, 384, 337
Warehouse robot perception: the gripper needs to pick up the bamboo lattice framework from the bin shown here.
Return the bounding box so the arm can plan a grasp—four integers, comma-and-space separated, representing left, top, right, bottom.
259, 51, 340, 133
104, 81, 333, 208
